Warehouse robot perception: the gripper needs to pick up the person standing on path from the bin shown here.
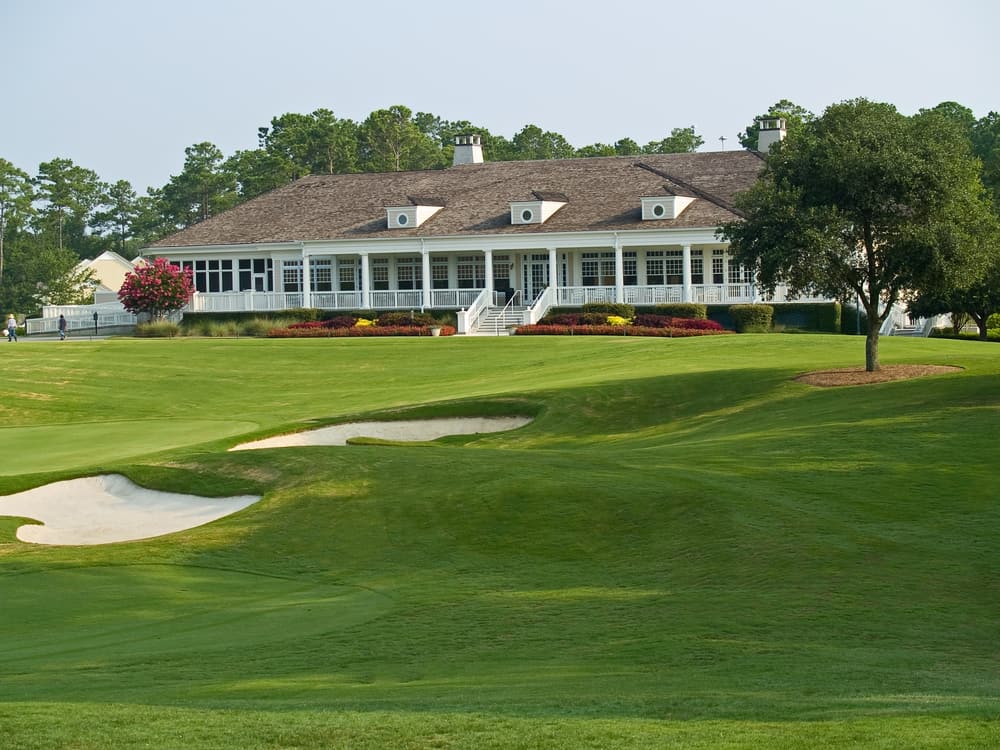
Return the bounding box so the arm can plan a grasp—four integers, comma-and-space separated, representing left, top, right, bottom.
6, 313, 17, 342
58, 314, 67, 340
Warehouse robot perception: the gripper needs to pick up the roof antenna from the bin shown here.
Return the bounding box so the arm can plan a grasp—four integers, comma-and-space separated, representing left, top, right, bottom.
718, 135, 727, 151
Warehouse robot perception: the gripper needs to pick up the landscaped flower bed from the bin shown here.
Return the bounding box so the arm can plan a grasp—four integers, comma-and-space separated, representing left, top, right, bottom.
269, 324, 456, 338
513, 324, 730, 337
517, 311, 730, 337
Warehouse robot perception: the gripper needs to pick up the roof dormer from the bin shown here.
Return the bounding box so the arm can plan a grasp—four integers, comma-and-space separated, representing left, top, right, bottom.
510, 191, 568, 225
386, 196, 445, 229
641, 193, 695, 221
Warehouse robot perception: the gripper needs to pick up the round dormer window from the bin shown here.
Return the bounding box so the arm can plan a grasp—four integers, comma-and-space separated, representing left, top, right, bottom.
521, 209, 534, 222
652, 203, 665, 218
397, 213, 409, 226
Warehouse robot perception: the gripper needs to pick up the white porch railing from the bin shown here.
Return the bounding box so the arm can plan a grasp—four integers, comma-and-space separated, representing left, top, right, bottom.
557, 284, 759, 307
556, 286, 618, 305
528, 286, 555, 324
184, 283, 814, 316
457, 288, 491, 334
431, 289, 485, 308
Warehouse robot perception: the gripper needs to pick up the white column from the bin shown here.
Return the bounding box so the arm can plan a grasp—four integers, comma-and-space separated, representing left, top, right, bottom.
548, 247, 558, 291
682, 244, 692, 303
301, 251, 313, 309
484, 249, 494, 301
421, 247, 431, 310
614, 236, 624, 303
360, 253, 371, 309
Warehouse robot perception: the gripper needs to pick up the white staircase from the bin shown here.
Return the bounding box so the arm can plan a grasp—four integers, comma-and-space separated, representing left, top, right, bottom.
471, 306, 529, 336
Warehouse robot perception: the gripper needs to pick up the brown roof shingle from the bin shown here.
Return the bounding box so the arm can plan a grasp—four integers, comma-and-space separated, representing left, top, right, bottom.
151, 151, 762, 248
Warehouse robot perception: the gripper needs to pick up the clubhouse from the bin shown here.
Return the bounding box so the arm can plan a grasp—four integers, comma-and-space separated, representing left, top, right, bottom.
148, 122, 821, 333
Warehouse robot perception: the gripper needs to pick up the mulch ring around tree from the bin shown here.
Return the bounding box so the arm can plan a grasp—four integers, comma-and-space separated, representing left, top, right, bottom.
795, 364, 962, 387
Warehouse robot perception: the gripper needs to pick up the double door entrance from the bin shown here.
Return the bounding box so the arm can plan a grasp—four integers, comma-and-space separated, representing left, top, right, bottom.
521, 254, 550, 303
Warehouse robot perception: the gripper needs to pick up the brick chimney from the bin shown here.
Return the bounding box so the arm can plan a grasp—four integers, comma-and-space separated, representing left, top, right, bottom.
453, 134, 484, 165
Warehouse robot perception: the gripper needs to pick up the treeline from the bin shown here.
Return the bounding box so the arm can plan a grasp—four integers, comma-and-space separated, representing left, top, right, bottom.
0, 100, 996, 316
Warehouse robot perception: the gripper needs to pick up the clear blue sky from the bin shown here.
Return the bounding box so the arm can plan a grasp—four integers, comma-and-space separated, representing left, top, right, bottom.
2, 0, 997, 192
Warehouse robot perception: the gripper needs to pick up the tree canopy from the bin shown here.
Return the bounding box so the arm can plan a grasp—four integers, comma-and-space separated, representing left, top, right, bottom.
721, 98, 994, 371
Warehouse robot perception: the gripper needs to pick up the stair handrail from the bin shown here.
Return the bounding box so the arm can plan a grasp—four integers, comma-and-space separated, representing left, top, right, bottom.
495, 290, 522, 335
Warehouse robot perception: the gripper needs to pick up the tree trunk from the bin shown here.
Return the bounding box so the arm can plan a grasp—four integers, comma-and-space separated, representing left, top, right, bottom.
866, 320, 880, 372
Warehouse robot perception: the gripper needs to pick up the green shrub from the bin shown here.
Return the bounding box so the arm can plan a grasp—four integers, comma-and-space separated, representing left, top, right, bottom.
376, 311, 436, 327
771, 302, 841, 333
582, 302, 635, 318
842, 305, 869, 335
135, 321, 181, 338
729, 304, 774, 333
987, 313, 1000, 330
653, 303, 707, 319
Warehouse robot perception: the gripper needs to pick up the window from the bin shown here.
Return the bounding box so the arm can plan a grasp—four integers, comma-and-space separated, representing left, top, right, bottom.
729, 256, 753, 284
645, 251, 664, 285
282, 260, 302, 293
184, 258, 234, 293
691, 253, 704, 285
521, 209, 534, 222
310, 259, 333, 292
396, 257, 422, 290
712, 249, 725, 284
337, 259, 356, 291
457, 255, 485, 289
581, 252, 615, 286
432, 257, 450, 289
624, 251, 637, 286
237, 258, 273, 292
372, 258, 389, 290
665, 251, 683, 285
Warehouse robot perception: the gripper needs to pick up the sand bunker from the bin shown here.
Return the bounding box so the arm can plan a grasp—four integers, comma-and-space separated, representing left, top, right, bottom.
0, 474, 261, 546
230, 416, 533, 451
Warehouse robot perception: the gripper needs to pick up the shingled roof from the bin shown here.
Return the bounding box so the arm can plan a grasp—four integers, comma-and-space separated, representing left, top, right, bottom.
151, 151, 763, 249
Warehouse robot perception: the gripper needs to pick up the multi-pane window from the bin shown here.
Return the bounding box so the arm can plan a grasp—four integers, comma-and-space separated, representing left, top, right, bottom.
181, 259, 235, 293
457, 255, 485, 289
582, 252, 615, 286
729, 257, 753, 284
372, 258, 389, 290
282, 260, 302, 292
310, 259, 332, 292
432, 258, 450, 289
712, 249, 725, 284
396, 257, 422, 290
645, 251, 664, 285
237, 258, 272, 292
337, 259, 356, 291
691, 253, 704, 284
664, 251, 683, 284
624, 251, 637, 286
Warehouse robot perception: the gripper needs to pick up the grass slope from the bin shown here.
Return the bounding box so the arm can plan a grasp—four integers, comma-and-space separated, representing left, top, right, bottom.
0, 335, 998, 748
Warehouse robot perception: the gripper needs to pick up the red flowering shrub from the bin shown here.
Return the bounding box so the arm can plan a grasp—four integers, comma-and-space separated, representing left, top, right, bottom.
632, 314, 671, 328
514, 324, 729, 337
118, 258, 194, 319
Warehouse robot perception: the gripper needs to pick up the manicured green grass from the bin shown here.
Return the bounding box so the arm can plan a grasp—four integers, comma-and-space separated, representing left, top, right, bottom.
1, 335, 998, 748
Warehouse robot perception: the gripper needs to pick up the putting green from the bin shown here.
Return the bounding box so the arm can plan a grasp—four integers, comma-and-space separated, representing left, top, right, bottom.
0, 565, 391, 666
0, 419, 259, 475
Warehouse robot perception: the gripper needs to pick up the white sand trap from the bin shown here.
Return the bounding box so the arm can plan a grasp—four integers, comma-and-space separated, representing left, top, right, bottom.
0, 474, 261, 546
230, 416, 532, 451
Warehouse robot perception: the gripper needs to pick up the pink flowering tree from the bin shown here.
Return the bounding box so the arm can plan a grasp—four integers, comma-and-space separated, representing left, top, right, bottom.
118, 257, 194, 319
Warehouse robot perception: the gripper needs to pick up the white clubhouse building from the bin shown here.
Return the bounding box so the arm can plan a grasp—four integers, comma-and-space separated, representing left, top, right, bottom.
144, 127, 798, 333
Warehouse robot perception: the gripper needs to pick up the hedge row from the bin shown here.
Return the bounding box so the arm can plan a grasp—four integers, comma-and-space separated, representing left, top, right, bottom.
514, 325, 730, 338
268, 325, 456, 338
